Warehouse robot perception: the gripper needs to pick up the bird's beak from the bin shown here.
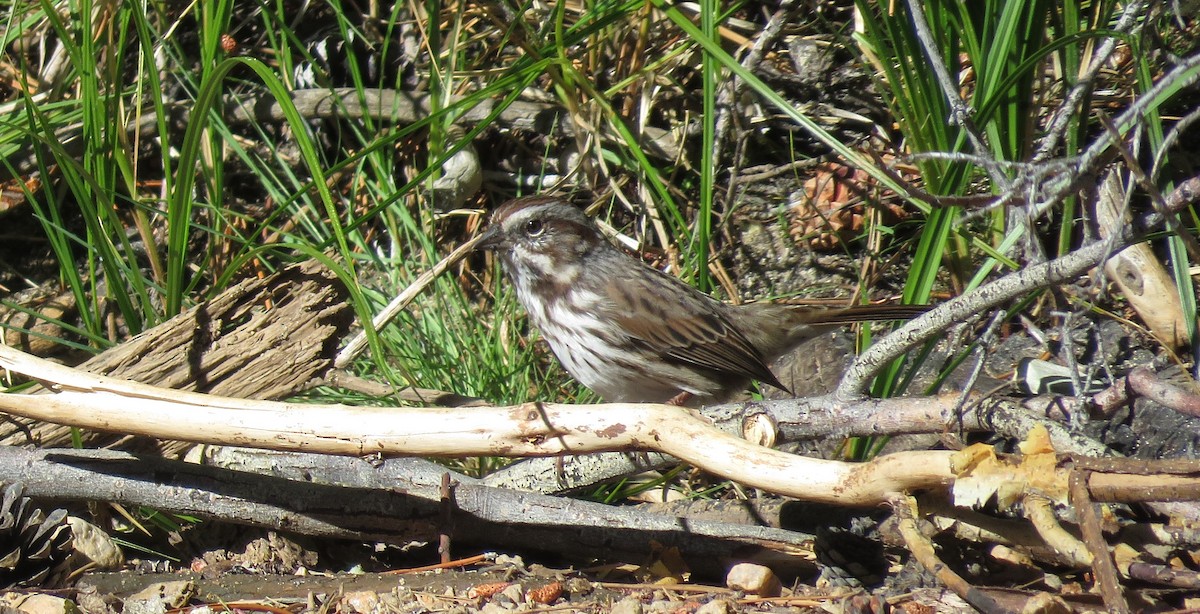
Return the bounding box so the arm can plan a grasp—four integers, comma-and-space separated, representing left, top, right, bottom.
475, 224, 503, 251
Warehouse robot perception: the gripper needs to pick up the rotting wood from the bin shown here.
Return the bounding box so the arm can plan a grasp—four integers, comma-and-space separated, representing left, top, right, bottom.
0, 260, 354, 454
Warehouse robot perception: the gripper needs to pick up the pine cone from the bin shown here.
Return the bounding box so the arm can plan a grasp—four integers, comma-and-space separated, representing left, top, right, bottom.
0, 483, 73, 588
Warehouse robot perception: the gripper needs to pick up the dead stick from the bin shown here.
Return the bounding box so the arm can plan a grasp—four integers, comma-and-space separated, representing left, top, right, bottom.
892, 496, 1006, 614
1069, 470, 1130, 613
335, 234, 483, 368
1023, 495, 1091, 568
440, 472, 455, 564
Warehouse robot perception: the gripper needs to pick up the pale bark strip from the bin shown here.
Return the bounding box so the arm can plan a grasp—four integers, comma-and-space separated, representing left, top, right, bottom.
1095, 168, 1188, 348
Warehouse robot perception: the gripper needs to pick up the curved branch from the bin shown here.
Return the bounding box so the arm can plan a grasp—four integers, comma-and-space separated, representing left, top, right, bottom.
835, 174, 1200, 399
0, 343, 952, 507
835, 235, 1127, 399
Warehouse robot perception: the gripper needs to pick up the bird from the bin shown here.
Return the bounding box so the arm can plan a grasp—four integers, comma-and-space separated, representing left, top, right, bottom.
476, 195, 925, 405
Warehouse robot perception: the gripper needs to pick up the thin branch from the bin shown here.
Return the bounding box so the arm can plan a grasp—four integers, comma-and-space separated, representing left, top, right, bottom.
836, 236, 1125, 398
1069, 470, 1131, 614
951, 311, 1006, 435
712, 0, 799, 161
835, 174, 1200, 398
0, 343, 956, 507
1098, 113, 1200, 264
1033, 0, 1150, 162
1036, 50, 1200, 217
1128, 368, 1200, 417
892, 495, 1007, 614
902, 0, 1001, 187
1151, 104, 1200, 182
335, 233, 482, 368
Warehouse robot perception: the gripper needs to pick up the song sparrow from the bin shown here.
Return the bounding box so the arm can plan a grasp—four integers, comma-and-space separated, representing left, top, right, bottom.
477, 195, 925, 404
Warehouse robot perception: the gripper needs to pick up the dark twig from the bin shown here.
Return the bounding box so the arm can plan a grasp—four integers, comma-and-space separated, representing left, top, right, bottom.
1151, 104, 1200, 182
870, 152, 1002, 210
1069, 470, 1130, 614
892, 496, 1006, 614
1037, 51, 1200, 217
1053, 312, 1091, 411
713, 0, 799, 162
902, 0, 1002, 187
1124, 562, 1200, 589
1126, 368, 1200, 418
733, 157, 828, 184
922, 50, 1200, 235
903, 151, 1080, 219
1092, 367, 1200, 419
1088, 476, 1200, 504
1032, 0, 1149, 163
1068, 454, 1200, 476
1098, 113, 1200, 263
952, 311, 1006, 435
440, 472, 455, 564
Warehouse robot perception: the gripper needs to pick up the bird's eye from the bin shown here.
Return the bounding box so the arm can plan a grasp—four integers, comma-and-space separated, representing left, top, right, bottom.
524, 219, 545, 237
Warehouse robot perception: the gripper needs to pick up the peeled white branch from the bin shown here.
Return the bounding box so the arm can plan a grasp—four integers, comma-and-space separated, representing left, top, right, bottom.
0, 344, 952, 506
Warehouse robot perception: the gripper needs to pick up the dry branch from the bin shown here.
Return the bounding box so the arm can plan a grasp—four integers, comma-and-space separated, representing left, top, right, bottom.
0, 447, 817, 577
0, 343, 954, 506
2, 342, 1198, 510
893, 496, 1007, 614
7, 88, 683, 184
836, 172, 1200, 399
3, 337, 1200, 599
201, 90, 680, 162
1070, 470, 1131, 613
1093, 367, 1200, 419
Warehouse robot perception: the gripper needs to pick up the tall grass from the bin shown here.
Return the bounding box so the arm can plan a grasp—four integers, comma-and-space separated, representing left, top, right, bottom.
0, 0, 1191, 418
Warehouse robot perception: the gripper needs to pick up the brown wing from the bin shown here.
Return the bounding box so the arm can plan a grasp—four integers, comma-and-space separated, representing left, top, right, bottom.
600, 269, 788, 392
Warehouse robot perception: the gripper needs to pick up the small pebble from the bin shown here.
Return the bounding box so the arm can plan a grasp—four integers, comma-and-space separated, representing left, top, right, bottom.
609, 596, 644, 614
726, 562, 782, 597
